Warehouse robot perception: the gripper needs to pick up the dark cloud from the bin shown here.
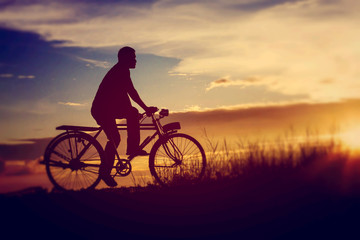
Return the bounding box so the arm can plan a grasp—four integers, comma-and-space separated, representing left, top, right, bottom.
0, 0, 13, 9
0, 0, 158, 20
165, 99, 360, 141
214, 78, 230, 84
61, 0, 157, 4
233, 0, 303, 12
0, 27, 113, 104
0, 137, 51, 161
0, 0, 158, 8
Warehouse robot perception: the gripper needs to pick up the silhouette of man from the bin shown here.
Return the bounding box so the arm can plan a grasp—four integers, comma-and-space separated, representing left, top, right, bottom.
91, 46, 157, 187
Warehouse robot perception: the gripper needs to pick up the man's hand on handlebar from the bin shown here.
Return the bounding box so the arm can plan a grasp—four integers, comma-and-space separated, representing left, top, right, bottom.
145, 106, 158, 116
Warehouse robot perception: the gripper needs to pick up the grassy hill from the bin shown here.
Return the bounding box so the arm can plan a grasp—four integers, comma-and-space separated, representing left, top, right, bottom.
1, 137, 360, 239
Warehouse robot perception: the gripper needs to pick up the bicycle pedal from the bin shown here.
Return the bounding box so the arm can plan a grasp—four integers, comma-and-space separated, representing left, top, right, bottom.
116, 160, 132, 176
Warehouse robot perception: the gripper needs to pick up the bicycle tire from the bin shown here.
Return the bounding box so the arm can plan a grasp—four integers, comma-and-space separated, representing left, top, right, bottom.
43, 131, 74, 157
149, 133, 206, 186
44, 132, 103, 191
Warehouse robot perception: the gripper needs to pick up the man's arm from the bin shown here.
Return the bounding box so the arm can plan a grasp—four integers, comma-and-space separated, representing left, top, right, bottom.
127, 79, 158, 114
128, 86, 148, 111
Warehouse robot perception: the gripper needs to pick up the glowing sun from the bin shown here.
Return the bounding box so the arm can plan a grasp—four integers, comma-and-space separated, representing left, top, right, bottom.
338, 126, 360, 151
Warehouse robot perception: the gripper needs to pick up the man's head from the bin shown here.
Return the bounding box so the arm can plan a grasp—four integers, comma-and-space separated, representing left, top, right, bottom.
118, 46, 136, 69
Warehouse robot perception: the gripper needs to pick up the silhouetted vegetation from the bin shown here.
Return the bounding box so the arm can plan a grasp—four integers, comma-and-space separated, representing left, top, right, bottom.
1, 132, 359, 239
158, 130, 359, 194
0, 158, 4, 173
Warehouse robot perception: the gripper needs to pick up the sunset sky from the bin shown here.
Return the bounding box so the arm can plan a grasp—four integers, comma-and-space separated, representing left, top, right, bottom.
0, 0, 360, 145
1, 0, 360, 193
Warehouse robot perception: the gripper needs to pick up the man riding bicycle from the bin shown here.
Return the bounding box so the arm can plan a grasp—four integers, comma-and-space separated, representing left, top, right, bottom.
91, 46, 157, 187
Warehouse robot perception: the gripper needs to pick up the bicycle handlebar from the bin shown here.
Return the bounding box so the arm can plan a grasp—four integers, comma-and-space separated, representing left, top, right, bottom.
146, 106, 159, 117
140, 108, 168, 118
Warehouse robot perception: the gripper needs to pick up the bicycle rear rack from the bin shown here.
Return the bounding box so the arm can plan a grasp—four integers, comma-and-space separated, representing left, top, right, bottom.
56, 124, 157, 131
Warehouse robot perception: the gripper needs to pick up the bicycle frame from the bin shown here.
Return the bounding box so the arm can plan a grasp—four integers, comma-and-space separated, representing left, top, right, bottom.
49, 110, 181, 177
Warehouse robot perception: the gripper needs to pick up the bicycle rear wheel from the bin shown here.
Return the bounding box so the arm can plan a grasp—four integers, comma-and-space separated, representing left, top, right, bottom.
43, 131, 72, 157
149, 133, 206, 186
44, 132, 103, 191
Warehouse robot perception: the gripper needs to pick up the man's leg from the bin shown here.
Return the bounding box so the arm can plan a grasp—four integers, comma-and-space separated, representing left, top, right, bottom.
125, 107, 140, 155
99, 118, 120, 186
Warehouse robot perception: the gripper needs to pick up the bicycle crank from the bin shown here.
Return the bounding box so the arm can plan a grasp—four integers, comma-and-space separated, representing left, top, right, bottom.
115, 159, 132, 176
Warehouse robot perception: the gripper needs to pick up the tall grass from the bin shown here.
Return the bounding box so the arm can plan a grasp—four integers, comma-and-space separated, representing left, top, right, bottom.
201, 129, 348, 182
131, 128, 357, 194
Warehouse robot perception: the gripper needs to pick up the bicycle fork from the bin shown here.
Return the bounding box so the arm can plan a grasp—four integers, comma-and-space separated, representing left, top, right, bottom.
162, 138, 183, 165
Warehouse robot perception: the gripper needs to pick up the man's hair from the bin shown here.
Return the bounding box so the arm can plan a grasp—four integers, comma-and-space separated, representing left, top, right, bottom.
118, 46, 135, 62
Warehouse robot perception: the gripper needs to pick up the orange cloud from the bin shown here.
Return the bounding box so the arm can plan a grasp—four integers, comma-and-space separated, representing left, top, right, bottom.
206, 77, 264, 91
58, 102, 86, 107
0, 74, 13, 78
18, 75, 35, 79
166, 99, 360, 141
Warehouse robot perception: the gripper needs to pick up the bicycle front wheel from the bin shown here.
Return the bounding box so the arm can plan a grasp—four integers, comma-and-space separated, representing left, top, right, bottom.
44, 132, 103, 191
149, 133, 206, 186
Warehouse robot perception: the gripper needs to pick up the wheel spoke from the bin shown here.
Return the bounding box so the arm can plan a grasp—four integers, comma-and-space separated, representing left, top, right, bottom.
150, 133, 206, 185
45, 133, 102, 191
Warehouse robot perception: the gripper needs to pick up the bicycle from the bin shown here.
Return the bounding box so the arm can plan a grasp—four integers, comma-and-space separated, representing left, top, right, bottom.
42, 109, 206, 191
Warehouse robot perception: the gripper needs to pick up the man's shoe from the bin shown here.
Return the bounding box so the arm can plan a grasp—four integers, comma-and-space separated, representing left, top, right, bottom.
100, 174, 118, 187
127, 149, 149, 157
